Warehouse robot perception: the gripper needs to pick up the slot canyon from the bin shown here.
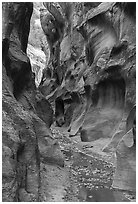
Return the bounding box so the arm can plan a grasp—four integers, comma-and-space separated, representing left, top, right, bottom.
2, 2, 136, 202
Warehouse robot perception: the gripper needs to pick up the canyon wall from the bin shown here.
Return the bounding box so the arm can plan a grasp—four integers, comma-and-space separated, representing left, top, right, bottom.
2, 3, 64, 201
39, 2, 135, 140
2, 2, 136, 201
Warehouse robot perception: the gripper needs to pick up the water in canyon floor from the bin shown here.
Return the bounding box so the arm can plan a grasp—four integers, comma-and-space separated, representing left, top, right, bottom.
64, 150, 134, 202
51, 127, 136, 202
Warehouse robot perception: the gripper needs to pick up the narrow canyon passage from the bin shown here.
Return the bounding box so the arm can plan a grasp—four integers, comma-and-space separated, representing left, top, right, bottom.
2, 2, 136, 202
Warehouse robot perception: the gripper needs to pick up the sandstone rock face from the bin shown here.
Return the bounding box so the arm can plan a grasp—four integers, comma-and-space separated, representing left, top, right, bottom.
2, 2, 63, 202
39, 2, 135, 138
38, 2, 135, 192
2, 2, 136, 201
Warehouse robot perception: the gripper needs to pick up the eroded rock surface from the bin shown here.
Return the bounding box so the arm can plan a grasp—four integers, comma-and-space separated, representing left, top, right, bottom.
2, 2, 136, 202
38, 1, 136, 195
2, 2, 64, 202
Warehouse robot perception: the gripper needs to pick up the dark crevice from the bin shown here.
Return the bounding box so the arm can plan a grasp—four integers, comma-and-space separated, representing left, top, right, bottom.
110, 41, 128, 57
92, 76, 126, 109
17, 143, 25, 162
13, 63, 32, 99
124, 2, 136, 20
84, 2, 101, 9
55, 97, 65, 127
2, 38, 10, 64
117, 2, 136, 20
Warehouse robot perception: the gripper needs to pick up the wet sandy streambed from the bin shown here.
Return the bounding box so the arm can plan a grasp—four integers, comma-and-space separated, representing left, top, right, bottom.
51, 127, 136, 202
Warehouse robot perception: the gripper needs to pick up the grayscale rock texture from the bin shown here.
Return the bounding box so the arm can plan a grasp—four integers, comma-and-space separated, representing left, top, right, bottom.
2, 2, 136, 201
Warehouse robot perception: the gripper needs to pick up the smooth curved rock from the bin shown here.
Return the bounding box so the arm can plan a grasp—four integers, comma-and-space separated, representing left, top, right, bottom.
80, 77, 126, 142
3, 2, 136, 200
112, 139, 136, 191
